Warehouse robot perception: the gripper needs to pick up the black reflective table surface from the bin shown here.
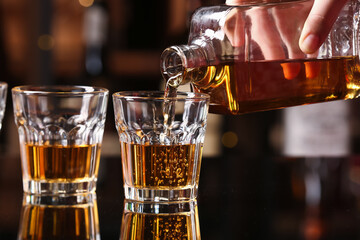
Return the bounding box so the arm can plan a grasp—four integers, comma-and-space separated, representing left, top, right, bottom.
1, 153, 360, 240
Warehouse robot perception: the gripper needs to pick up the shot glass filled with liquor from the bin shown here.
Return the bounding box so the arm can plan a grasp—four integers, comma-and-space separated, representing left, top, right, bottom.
120, 200, 201, 239
12, 85, 109, 195
17, 193, 100, 240
113, 91, 209, 202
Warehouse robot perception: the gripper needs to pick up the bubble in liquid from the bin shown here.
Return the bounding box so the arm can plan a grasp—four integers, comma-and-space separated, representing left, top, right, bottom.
176, 168, 183, 178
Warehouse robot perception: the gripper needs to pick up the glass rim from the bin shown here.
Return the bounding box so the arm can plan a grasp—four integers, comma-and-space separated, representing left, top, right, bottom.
12, 85, 109, 95
112, 91, 210, 101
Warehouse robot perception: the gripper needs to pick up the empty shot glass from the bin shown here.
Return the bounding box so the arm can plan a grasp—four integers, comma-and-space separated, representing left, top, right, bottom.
12, 85, 109, 195
113, 91, 209, 202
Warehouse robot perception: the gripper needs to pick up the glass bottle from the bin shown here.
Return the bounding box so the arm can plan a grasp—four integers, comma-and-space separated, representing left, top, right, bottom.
161, 0, 360, 115
83, 0, 109, 80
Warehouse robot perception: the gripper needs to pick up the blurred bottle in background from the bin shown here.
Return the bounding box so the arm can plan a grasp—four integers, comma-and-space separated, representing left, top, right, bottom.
281, 101, 357, 239
283, 101, 350, 158
83, 0, 109, 86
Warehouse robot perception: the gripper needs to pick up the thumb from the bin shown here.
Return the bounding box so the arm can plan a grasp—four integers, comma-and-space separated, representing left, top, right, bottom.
299, 0, 348, 54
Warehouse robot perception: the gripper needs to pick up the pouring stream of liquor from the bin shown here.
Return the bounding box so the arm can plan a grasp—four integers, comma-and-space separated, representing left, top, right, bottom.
161, 71, 183, 144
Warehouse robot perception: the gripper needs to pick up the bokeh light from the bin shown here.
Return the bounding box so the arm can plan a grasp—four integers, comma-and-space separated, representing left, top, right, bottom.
37, 34, 54, 51
79, 0, 94, 7
221, 131, 238, 148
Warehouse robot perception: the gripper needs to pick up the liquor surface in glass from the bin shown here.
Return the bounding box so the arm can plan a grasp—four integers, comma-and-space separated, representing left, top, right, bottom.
18, 202, 99, 240
121, 211, 200, 240
182, 56, 360, 114
121, 142, 203, 201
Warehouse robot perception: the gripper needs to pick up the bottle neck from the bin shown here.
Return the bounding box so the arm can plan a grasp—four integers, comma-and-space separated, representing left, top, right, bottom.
160, 45, 208, 88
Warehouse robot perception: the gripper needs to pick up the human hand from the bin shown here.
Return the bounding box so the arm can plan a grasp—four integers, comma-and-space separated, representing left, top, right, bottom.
223, 0, 348, 80
226, 0, 349, 54
224, 1, 312, 79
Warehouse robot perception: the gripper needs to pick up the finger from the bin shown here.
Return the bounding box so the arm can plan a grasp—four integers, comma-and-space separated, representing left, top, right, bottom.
305, 61, 322, 79
249, 8, 285, 60
226, 0, 302, 80
249, 8, 302, 80
223, 8, 245, 47
273, 5, 311, 79
281, 63, 301, 80
273, 3, 311, 59
299, 0, 348, 54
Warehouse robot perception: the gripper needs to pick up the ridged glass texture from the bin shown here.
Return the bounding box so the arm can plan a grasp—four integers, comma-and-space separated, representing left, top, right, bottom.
12, 85, 109, 195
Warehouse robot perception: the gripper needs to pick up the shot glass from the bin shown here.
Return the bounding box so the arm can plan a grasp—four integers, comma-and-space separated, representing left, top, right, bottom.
113, 91, 209, 202
120, 200, 201, 239
12, 85, 109, 195
0, 82, 7, 130
18, 193, 100, 240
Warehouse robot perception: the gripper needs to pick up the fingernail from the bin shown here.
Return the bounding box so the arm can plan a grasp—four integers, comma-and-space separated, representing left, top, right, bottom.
300, 34, 320, 54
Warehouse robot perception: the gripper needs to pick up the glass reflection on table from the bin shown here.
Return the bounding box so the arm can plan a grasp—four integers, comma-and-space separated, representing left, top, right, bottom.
120, 200, 201, 240
17, 194, 100, 240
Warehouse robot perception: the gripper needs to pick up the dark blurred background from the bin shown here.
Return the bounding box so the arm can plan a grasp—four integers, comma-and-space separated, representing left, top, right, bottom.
0, 0, 226, 156
2, 0, 360, 239
0, 0, 224, 88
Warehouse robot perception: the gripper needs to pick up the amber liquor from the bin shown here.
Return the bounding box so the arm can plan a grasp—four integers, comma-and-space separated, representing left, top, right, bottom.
121, 142, 202, 189
21, 143, 101, 182
184, 56, 360, 114
121, 211, 200, 240
18, 202, 99, 240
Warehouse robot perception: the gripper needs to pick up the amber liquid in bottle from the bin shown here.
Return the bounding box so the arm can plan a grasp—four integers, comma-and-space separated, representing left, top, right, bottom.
169, 56, 360, 114
121, 142, 202, 189
22, 144, 101, 181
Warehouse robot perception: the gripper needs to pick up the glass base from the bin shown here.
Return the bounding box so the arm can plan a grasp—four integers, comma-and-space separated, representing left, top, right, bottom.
124, 185, 198, 202
23, 179, 97, 195
23, 192, 96, 205
124, 199, 197, 214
